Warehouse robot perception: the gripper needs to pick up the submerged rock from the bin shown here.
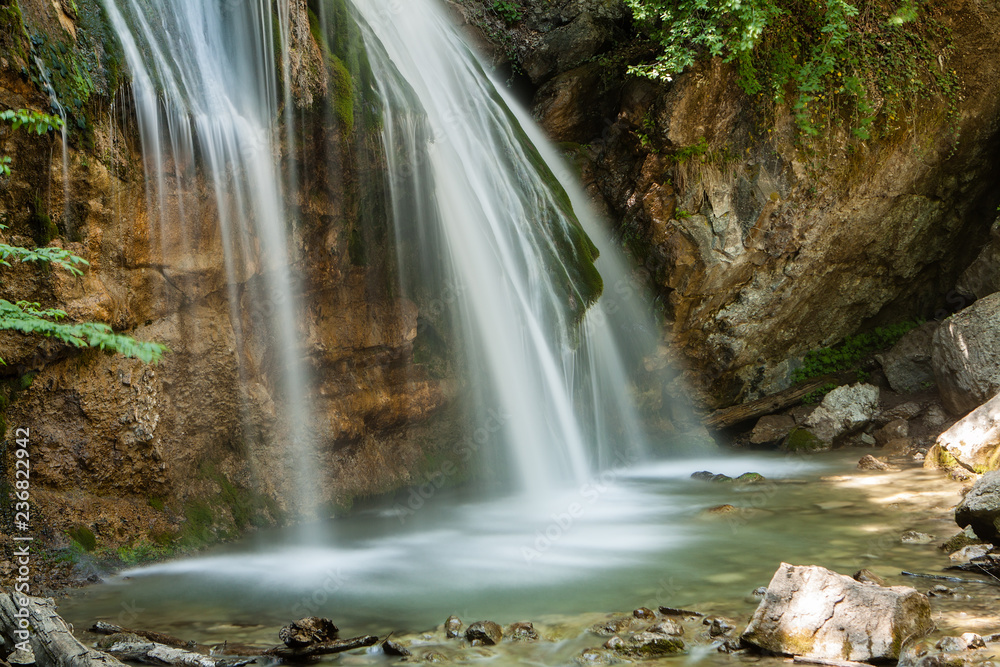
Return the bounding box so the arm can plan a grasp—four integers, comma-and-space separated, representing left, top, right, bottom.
933, 294, 1000, 415
278, 617, 339, 648
734, 472, 766, 484
614, 633, 684, 658
901, 531, 935, 544
805, 384, 881, 443
955, 471, 1000, 544
506, 622, 538, 642
858, 455, 890, 471
631, 607, 655, 620
465, 621, 503, 646
741, 563, 933, 661
853, 568, 887, 586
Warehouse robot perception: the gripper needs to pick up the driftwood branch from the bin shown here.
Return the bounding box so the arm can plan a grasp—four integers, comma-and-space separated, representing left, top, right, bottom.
704, 372, 854, 430
263, 636, 378, 661
103, 638, 254, 667
89, 622, 192, 649
0, 593, 127, 667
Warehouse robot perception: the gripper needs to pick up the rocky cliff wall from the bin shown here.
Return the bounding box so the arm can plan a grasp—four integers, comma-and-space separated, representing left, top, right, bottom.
450, 0, 1000, 409
0, 0, 458, 570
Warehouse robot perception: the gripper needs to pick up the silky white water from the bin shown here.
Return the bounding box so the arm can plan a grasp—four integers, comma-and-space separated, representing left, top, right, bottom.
356, 0, 683, 498
99, 0, 319, 515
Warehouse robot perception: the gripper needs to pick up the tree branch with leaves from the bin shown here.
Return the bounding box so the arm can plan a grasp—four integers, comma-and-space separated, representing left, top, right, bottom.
0, 108, 165, 365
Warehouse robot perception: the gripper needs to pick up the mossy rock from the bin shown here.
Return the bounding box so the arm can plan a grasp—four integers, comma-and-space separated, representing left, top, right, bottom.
782, 428, 826, 452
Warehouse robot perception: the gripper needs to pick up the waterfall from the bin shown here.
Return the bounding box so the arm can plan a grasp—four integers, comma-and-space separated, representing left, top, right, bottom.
354, 0, 674, 497
100, 0, 694, 511
99, 0, 320, 515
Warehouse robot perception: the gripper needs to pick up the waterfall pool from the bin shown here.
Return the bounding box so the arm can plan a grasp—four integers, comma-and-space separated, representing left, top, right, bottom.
59, 449, 999, 665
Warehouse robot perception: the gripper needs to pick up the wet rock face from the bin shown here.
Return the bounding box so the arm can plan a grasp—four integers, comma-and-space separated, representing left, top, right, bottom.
955, 471, 1000, 545
742, 563, 933, 661
933, 293, 1000, 416
465, 0, 1000, 409
879, 323, 939, 394
955, 218, 1000, 300
1, 0, 458, 548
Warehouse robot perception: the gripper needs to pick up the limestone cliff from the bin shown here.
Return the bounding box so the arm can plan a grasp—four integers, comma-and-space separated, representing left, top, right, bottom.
452, 0, 1000, 408
0, 0, 457, 573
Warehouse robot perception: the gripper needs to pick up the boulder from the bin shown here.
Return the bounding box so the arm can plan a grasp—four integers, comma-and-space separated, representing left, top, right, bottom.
876, 419, 910, 447
751, 415, 796, 444
932, 392, 1000, 472
933, 293, 1000, 415
954, 470, 1000, 544
804, 384, 881, 443
878, 323, 939, 393
278, 618, 339, 648
465, 621, 503, 646
741, 563, 933, 661
955, 218, 1000, 300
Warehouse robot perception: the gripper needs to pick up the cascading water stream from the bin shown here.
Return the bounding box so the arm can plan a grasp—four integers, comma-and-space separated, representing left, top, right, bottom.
99, 0, 320, 517
354, 0, 677, 497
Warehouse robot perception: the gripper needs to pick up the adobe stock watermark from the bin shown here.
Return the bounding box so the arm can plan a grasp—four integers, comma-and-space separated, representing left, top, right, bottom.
521, 447, 641, 564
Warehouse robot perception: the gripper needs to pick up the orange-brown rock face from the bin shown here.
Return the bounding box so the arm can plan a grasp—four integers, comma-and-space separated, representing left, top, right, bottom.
0, 0, 457, 559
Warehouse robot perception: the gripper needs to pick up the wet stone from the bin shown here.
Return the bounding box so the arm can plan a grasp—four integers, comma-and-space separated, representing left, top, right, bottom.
646, 620, 684, 636
465, 620, 503, 646
603, 636, 624, 650
751, 586, 768, 598
421, 651, 448, 663
704, 617, 735, 637
690, 471, 715, 481
859, 454, 890, 470
577, 648, 620, 665
507, 621, 538, 642
382, 639, 411, 657
961, 634, 986, 649
936, 637, 970, 652
278, 617, 339, 648
590, 617, 635, 636
901, 530, 935, 544
658, 606, 704, 618
617, 633, 684, 658
632, 607, 655, 620
854, 568, 887, 586
444, 615, 463, 639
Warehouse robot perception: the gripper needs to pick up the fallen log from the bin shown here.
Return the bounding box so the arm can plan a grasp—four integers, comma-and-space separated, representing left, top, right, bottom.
703, 372, 854, 430
89, 622, 192, 649
0, 593, 126, 667
103, 638, 254, 667
263, 636, 378, 661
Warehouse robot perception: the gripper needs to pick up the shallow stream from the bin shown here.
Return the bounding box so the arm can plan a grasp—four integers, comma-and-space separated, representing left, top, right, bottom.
60, 449, 1000, 665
